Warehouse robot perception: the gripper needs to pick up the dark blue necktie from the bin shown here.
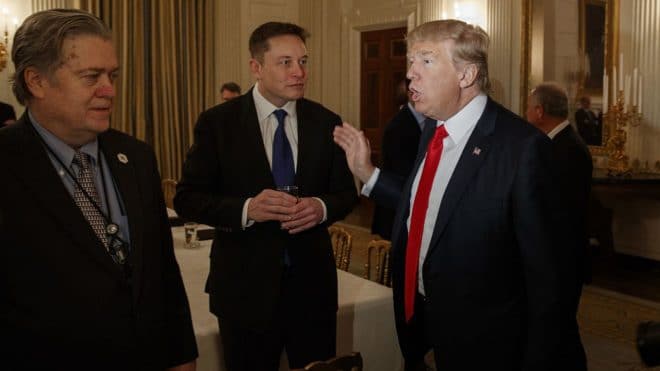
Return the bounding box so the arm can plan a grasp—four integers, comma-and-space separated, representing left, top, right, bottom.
272, 109, 295, 187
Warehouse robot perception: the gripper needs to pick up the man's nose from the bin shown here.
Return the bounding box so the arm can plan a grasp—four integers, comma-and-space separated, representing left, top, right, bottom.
96, 77, 115, 98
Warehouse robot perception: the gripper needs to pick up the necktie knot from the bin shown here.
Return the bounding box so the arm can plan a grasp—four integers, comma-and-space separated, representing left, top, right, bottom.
274, 109, 288, 127
430, 124, 448, 150
73, 151, 91, 170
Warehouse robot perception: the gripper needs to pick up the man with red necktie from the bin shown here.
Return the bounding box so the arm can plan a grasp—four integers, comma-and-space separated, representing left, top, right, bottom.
334, 19, 582, 371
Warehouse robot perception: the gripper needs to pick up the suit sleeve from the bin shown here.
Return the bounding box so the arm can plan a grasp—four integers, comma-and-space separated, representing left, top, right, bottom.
148, 149, 198, 366
512, 134, 568, 370
174, 111, 246, 228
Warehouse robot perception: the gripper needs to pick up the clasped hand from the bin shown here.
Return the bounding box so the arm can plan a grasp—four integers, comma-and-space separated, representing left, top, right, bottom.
247, 189, 324, 234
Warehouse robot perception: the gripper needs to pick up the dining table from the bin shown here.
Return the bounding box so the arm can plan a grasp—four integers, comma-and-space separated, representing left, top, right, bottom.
171, 225, 404, 371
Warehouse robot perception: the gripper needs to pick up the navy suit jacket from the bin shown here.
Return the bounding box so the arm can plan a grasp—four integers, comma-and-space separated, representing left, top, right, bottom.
371, 98, 579, 370
372, 104, 423, 239
0, 115, 197, 370
174, 91, 357, 332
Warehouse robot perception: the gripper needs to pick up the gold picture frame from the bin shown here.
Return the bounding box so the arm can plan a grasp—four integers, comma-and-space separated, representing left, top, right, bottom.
521, 0, 619, 156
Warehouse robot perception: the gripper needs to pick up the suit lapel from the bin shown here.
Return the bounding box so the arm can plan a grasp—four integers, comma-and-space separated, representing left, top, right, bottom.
9, 117, 125, 280
294, 99, 316, 190
426, 98, 498, 254
98, 132, 144, 286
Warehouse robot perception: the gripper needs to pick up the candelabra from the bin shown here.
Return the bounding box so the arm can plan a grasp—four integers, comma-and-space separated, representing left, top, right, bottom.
604, 90, 641, 176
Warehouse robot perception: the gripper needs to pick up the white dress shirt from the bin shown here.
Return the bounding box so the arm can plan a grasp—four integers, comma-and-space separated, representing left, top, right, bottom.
547, 119, 571, 140
241, 83, 327, 227
363, 94, 488, 294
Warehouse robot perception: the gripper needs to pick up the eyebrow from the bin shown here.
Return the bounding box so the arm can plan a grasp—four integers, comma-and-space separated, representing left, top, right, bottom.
407, 50, 437, 59
75, 67, 120, 75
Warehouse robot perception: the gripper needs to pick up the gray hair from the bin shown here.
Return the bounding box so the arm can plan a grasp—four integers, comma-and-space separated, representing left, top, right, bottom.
11, 9, 112, 105
530, 82, 569, 119
407, 19, 491, 92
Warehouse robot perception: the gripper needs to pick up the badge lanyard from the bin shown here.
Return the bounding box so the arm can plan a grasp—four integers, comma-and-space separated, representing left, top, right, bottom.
30, 123, 130, 266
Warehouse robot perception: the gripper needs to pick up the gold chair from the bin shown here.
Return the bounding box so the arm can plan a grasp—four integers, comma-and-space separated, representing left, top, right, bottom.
328, 225, 352, 271
304, 352, 363, 371
363, 239, 392, 287
161, 179, 177, 209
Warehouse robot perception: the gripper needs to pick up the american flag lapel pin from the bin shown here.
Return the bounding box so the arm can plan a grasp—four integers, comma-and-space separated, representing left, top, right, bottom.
117, 153, 129, 164
472, 147, 481, 156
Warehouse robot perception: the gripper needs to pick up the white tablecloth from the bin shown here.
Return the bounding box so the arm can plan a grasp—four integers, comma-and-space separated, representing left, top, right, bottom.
171, 226, 403, 371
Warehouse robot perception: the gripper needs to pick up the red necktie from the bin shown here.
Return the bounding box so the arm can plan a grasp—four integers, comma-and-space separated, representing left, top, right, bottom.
405, 124, 448, 322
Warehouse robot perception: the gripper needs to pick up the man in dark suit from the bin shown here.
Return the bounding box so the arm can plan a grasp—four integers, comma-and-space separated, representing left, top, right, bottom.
174, 22, 357, 371
526, 82, 593, 370
575, 96, 602, 145
372, 79, 427, 239
0, 9, 197, 370
335, 20, 580, 370
0, 100, 16, 126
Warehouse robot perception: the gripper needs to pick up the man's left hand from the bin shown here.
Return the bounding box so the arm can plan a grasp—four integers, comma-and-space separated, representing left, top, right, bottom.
281, 197, 324, 234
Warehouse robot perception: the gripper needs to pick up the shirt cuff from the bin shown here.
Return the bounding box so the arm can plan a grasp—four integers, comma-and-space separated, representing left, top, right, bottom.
361, 168, 381, 197
242, 198, 255, 229
312, 197, 328, 223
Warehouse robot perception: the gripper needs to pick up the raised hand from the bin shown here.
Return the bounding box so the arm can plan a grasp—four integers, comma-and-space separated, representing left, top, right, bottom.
333, 123, 375, 183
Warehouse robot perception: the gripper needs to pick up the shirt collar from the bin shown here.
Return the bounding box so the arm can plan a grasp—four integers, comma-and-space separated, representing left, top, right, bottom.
28, 110, 99, 167
547, 119, 571, 140
440, 94, 488, 144
252, 82, 297, 123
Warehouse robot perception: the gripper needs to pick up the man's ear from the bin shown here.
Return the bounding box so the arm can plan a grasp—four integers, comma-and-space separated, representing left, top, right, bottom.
24, 67, 49, 99
459, 63, 478, 88
249, 58, 262, 80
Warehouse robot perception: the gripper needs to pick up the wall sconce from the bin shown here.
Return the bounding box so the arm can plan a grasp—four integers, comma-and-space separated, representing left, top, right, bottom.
0, 7, 18, 73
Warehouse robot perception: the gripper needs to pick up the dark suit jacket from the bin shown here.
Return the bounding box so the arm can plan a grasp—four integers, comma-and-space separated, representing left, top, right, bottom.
372, 105, 422, 239
0, 101, 16, 126
551, 125, 592, 370
0, 116, 197, 370
370, 98, 579, 370
575, 108, 601, 146
174, 91, 357, 332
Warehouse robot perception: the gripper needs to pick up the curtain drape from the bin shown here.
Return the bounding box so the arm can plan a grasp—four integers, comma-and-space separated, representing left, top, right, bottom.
33, 0, 216, 180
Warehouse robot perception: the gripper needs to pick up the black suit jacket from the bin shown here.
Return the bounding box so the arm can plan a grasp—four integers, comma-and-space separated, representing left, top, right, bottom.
575, 108, 601, 145
370, 98, 579, 370
174, 91, 357, 332
371, 105, 422, 239
0, 116, 197, 369
0, 101, 16, 126
551, 125, 592, 370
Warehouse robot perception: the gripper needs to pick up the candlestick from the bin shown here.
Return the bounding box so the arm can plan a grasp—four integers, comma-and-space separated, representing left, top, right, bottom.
619, 53, 624, 88
633, 68, 638, 106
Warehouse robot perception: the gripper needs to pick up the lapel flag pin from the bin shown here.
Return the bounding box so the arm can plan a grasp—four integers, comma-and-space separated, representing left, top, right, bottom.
472, 147, 481, 156
117, 153, 128, 164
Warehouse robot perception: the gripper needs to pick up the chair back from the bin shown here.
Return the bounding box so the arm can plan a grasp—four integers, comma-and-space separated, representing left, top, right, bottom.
328, 225, 352, 271
304, 352, 363, 371
162, 179, 177, 209
363, 239, 392, 287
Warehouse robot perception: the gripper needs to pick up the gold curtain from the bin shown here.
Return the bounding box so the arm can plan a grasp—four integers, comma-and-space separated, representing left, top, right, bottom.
78, 0, 216, 180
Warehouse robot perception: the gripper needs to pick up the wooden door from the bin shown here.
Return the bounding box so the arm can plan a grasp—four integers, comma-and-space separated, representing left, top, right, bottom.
360, 27, 408, 166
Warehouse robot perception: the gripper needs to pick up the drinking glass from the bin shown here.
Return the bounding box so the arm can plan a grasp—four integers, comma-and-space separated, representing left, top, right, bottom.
183, 222, 200, 249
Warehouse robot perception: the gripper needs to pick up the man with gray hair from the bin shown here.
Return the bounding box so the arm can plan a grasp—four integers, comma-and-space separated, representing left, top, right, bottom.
0, 9, 197, 370
335, 20, 581, 370
526, 82, 593, 371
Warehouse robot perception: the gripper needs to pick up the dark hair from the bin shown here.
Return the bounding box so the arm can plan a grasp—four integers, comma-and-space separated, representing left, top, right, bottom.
220, 82, 241, 94
249, 22, 309, 62
530, 82, 569, 119
11, 9, 112, 105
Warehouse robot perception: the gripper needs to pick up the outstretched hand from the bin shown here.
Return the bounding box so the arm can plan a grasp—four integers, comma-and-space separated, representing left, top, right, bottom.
333, 123, 375, 183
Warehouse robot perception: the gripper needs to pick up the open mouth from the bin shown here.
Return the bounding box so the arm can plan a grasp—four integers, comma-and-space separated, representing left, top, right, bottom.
409, 86, 421, 102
